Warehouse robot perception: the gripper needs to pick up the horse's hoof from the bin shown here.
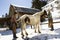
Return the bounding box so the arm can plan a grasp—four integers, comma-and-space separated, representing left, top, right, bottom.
22, 36, 24, 39
26, 32, 28, 36
21, 32, 24, 36
21, 33, 24, 39
35, 30, 37, 33
39, 32, 41, 33
24, 37, 29, 40
35, 31, 37, 33
26, 32, 28, 35
22, 35, 25, 39
38, 31, 41, 33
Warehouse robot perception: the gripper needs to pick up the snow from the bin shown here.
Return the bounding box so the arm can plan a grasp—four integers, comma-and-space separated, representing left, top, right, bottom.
0, 19, 60, 40
1, 0, 60, 40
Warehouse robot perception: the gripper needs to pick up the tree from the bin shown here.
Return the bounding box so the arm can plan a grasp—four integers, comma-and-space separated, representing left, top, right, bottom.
32, 0, 47, 10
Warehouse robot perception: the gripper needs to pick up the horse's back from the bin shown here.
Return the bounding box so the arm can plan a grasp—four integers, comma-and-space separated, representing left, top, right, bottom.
28, 15, 39, 25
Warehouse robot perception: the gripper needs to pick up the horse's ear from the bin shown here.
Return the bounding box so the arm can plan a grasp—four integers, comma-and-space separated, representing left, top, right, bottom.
44, 10, 47, 13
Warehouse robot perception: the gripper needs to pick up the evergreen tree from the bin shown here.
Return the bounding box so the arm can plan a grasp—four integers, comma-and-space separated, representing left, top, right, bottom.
32, 0, 47, 10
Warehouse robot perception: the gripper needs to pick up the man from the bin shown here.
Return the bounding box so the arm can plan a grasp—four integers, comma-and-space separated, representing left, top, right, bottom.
48, 9, 54, 31
10, 12, 18, 38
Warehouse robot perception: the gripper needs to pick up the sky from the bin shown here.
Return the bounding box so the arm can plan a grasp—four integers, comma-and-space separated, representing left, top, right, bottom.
0, 0, 32, 17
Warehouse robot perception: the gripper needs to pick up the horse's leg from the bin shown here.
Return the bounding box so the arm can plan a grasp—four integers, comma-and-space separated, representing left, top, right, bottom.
21, 30, 24, 38
25, 29, 28, 36
21, 23, 28, 38
31, 25, 32, 29
38, 27, 41, 33
21, 24, 25, 38
24, 24, 28, 36
12, 24, 18, 38
21, 29, 28, 38
34, 25, 37, 33
37, 24, 41, 33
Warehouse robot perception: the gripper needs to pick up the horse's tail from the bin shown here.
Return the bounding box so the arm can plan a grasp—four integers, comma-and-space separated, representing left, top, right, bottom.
24, 16, 30, 23
17, 17, 21, 23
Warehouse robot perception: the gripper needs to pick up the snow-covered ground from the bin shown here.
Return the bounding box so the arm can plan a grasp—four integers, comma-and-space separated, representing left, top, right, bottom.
0, 19, 60, 40
1, 0, 60, 40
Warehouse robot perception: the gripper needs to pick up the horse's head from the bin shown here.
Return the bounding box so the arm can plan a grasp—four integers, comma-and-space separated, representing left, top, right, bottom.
41, 10, 48, 22
41, 10, 48, 18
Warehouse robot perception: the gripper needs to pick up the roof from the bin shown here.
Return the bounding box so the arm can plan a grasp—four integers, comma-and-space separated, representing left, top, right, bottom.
10, 4, 40, 14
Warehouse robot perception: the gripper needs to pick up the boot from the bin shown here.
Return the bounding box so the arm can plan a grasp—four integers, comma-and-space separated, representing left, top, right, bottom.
51, 25, 54, 31
13, 33, 18, 39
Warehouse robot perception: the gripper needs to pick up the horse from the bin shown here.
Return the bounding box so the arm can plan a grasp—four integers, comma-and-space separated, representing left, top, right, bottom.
17, 10, 47, 38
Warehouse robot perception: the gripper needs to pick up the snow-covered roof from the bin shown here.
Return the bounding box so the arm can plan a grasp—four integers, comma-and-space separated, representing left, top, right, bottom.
41, 0, 57, 10
10, 4, 40, 14
11, 4, 30, 8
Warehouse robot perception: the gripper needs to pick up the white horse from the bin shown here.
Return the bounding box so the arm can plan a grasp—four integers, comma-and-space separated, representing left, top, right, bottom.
17, 10, 47, 38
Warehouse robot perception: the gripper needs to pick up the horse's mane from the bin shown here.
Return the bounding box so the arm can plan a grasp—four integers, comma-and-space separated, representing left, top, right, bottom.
33, 10, 44, 17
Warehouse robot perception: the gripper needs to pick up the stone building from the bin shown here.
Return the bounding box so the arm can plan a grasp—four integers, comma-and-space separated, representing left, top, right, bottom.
9, 4, 40, 20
